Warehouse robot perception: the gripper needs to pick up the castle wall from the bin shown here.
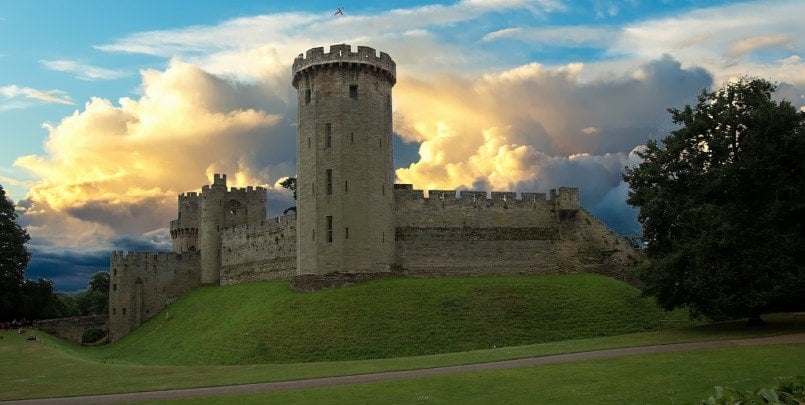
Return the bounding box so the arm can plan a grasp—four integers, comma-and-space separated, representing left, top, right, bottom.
393, 186, 638, 280
220, 214, 297, 285
108, 251, 200, 341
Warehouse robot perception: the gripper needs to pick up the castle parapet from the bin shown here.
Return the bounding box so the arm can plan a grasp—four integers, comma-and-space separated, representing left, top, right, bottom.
292, 44, 396, 87
393, 186, 564, 207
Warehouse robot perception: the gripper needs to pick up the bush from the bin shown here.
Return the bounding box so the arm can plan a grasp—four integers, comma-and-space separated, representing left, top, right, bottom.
702, 376, 804, 404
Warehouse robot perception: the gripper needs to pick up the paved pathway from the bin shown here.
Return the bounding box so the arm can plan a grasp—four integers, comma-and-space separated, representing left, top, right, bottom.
6, 333, 804, 404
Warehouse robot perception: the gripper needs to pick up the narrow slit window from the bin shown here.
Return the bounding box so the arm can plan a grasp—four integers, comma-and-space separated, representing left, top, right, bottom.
345, 180, 348, 193
113, 284, 117, 291
305, 89, 311, 104
312, 228, 315, 241
112, 308, 116, 315
326, 216, 333, 243
349, 85, 358, 99
382, 231, 385, 243
325, 123, 332, 148
326, 169, 333, 195
307, 137, 310, 149
122, 307, 127, 315
345, 227, 349, 239
382, 184, 385, 196
350, 132, 354, 143
378, 138, 382, 149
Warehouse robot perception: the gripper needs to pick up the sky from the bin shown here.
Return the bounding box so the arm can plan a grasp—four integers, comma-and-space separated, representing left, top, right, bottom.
1, 0, 803, 291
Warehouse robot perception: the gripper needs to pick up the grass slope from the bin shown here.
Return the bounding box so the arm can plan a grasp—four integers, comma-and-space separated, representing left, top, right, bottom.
3, 314, 803, 400
164, 344, 805, 404
77, 274, 692, 365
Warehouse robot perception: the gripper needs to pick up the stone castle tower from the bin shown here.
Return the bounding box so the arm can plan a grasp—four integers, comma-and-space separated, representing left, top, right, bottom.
169, 174, 266, 284
292, 44, 397, 275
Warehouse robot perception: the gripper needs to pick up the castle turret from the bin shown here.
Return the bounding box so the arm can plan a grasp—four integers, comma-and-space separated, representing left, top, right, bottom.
170, 192, 200, 253
200, 173, 227, 284
292, 44, 396, 275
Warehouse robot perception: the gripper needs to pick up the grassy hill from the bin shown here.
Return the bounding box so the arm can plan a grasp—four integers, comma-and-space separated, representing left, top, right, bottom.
78, 274, 691, 365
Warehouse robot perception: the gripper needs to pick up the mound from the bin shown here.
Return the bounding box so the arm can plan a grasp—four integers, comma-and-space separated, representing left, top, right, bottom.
87, 274, 687, 365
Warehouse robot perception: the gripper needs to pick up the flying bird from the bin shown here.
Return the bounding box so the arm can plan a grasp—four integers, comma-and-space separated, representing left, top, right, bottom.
334, 7, 344, 16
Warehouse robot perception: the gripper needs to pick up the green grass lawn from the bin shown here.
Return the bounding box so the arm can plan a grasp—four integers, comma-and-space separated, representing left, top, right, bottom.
157, 344, 805, 404
2, 274, 803, 401
1, 316, 802, 400
58, 274, 697, 365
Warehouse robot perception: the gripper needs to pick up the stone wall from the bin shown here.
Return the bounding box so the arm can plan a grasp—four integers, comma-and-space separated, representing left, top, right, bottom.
393, 186, 639, 281
108, 251, 201, 341
34, 315, 107, 344
220, 214, 297, 285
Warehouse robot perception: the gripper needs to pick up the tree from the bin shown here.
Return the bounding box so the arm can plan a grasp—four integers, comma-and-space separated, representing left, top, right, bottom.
280, 176, 297, 214
623, 79, 804, 323
0, 184, 31, 320
84, 271, 109, 315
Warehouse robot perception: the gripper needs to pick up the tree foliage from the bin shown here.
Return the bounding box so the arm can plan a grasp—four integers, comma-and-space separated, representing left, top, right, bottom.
0, 184, 32, 320
280, 176, 297, 214
624, 79, 805, 321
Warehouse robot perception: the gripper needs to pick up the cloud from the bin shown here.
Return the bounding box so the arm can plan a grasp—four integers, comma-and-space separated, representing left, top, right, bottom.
0, 85, 74, 111
394, 56, 710, 213
95, 1, 566, 79
15, 60, 296, 253
482, 26, 616, 47
41, 59, 129, 81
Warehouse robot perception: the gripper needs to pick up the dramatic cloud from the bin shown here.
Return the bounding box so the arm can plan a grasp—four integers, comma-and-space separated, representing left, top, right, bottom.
14, 60, 296, 253
41, 59, 129, 81
0, 85, 74, 111
394, 56, 711, 195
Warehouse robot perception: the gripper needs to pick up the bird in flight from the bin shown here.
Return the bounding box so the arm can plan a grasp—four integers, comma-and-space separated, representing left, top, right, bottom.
334, 7, 344, 16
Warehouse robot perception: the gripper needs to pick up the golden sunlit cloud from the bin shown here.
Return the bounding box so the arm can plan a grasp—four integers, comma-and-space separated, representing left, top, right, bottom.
14, 60, 286, 247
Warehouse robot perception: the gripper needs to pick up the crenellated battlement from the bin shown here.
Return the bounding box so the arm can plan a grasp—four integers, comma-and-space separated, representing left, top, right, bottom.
391, 185, 581, 208
226, 186, 266, 198
292, 44, 396, 88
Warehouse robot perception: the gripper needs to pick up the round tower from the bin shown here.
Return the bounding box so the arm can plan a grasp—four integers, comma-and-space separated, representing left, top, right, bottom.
170, 192, 200, 253
200, 173, 227, 284
292, 44, 396, 275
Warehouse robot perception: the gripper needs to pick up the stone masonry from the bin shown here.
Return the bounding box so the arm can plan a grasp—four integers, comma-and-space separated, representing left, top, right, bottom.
106, 44, 640, 342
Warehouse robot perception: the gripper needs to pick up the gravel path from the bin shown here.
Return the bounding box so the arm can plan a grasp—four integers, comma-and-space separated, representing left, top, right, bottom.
6, 333, 804, 404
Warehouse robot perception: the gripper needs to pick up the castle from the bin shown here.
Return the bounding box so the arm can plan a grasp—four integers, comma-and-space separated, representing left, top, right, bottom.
108, 45, 639, 341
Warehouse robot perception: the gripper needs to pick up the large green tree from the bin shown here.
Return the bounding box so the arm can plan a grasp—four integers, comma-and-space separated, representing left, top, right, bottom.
624, 79, 804, 322
0, 184, 32, 320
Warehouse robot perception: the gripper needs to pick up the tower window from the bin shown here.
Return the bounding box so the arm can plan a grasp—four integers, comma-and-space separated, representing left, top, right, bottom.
307, 137, 311, 149
345, 227, 349, 239
345, 180, 348, 193
350, 132, 354, 143
122, 308, 127, 315
379, 138, 382, 149
325, 123, 332, 148
326, 169, 333, 195
382, 231, 385, 243
349, 85, 358, 99
113, 284, 117, 291
326, 216, 333, 243
313, 228, 315, 241
112, 308, 116, 315
305, 89, 311, 104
